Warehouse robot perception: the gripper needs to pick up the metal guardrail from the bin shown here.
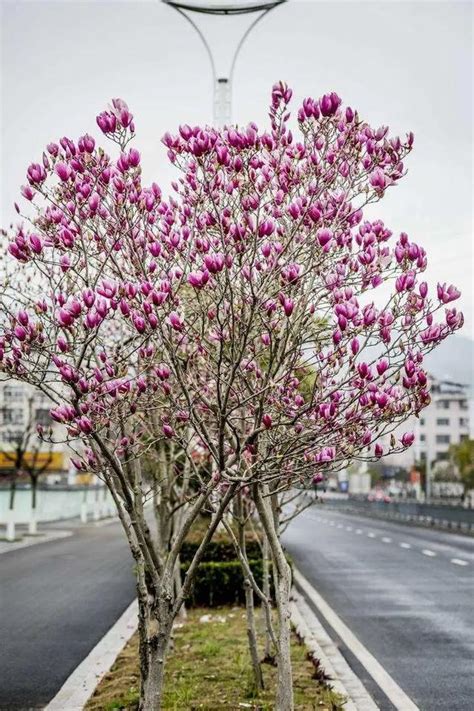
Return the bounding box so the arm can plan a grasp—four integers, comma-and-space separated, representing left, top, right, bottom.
323, 497, 474, 534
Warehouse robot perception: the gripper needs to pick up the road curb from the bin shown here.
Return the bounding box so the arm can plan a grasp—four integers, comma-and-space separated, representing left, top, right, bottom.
293, 566, 420, 711
0, 529, 73, 556
44, 598, 138, 711
291, 586, 378, 710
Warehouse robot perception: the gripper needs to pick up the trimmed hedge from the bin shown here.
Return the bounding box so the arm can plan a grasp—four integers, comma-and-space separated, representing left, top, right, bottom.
181, 559, 268, 607
180, 539, 262, 563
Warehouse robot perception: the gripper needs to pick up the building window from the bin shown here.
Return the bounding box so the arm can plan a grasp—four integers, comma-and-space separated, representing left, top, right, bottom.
1, 430, 23, 444
436, 400, 450, 409
35, 408, 52, 426
1, 408, 24, 425
459, 418, 469, 428
2, 385, 24, 401
460, 400, 469, 410
420, 418, 425, 426
420, 434, 426, 442
437, 452, 449, 461
436, 418, 449, 426
436, 434, 451, 444
460, 434, 469, 442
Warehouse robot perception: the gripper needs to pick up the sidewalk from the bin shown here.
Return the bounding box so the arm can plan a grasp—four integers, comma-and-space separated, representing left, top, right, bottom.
0, 528, 73, 555
0, 516, 118, 555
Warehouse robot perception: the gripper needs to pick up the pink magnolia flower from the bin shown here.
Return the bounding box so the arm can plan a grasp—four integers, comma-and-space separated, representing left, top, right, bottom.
163, 424, 174, 439
27, 163, 46, 185
400, 432, 415, 447
437, 283, 460, 304
168, 311, 184, 331
55, 162, 72, 182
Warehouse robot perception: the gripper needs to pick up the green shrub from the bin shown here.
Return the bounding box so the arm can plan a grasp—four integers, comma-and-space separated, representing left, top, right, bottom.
180, 539, 262, 563
181, 559, 269, 607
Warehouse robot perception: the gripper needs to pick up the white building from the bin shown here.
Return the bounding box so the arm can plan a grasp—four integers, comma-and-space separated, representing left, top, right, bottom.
382, 376, 470, 472
413, 378, 470, 467
0, 380, 72, 481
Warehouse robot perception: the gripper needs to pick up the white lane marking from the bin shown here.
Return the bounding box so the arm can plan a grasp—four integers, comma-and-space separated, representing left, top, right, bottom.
381, 537, 392, 543
329, 521, 335, 526
451, 558, 469, 567
294, 567, 420, 711
422, 549, 437, 557
368, 532, 376, 538
356, 529, 362, 534
337, 524, 343, 529
400, 543, 412, 549
346, 526, 353, 531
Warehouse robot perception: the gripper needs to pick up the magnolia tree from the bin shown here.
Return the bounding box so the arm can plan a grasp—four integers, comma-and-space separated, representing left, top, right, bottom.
0, 84, 462, 709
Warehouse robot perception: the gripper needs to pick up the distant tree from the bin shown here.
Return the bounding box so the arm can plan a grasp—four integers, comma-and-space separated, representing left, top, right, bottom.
0, 393, 53, 535
449, 439, 474, 501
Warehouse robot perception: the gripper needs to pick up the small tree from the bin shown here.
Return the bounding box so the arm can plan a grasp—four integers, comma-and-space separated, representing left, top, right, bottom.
0, 85, 463, 709
0, 392, 53, 537
450, 439, 474, 503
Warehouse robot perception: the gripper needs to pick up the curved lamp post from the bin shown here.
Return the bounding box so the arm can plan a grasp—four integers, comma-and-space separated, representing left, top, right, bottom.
162, 0, 287, 126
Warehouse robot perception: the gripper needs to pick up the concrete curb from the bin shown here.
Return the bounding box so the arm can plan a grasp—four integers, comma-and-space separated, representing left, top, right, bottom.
291, 589, 378, 711
45, 598, 138, 711
0, 529, 72, 555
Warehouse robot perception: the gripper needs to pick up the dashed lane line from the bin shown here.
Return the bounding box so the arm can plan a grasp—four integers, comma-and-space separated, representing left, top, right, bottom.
312, 513, 471, 568
451, 558, 469, 567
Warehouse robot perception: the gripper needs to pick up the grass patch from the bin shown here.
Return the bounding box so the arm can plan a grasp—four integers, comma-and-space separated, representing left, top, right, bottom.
86, 606, 346, 710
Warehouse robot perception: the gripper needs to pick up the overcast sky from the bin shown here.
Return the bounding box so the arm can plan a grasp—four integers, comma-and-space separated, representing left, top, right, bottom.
1, 0, 472, 338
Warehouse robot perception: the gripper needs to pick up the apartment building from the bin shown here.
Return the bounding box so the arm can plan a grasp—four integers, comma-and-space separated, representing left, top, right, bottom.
413, 378, 470, 466
381, 376, 471, 472
0, 380, 71, 480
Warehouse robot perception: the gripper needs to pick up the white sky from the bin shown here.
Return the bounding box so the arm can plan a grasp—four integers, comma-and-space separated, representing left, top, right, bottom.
1, 0, 473, 336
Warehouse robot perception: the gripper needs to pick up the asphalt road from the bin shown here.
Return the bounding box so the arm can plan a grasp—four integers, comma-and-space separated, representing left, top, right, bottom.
283, 505, 474, 711
0, 520, 135, 710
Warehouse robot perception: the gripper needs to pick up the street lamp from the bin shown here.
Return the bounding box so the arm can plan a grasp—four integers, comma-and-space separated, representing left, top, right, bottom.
162, 0, 287, 126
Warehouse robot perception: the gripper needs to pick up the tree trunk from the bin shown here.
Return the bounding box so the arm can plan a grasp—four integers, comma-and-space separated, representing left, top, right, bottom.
138, 592, 174, 711
173, 555, 187, 621
29, 477, 38, 535
31, 477, 38, 510
253, 485, 294, 711
273, 557, 293, 711
261, 533, 272, 659
244, 578, 264, 691
9, 476, 16, 510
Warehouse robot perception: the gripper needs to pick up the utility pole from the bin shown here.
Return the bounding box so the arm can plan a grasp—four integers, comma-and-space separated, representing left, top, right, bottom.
162, 1, 286, 127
